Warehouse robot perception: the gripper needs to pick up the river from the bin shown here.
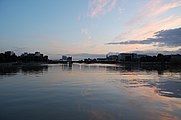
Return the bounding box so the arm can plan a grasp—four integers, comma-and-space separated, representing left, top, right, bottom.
0, 63, 181, 120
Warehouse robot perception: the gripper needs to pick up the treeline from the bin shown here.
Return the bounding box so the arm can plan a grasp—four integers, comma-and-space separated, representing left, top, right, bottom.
140, 54, 181, 64
79, 53, 181, 64
0, 51, 48, 63
140, 54, 170, 62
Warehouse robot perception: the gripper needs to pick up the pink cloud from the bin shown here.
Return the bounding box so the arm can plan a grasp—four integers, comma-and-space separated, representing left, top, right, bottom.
128, 0, 181, 25
110, 16, 181, 53
151, 1, 181, 17
114, 0, 181, 43
116, 16, 181, 41
88, 0, 116, 17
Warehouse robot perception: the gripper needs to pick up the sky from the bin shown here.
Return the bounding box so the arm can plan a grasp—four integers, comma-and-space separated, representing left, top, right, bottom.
0, 0, 181, 59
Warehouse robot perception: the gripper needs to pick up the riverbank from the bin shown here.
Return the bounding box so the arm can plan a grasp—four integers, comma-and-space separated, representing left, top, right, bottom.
1, 61, 181, 66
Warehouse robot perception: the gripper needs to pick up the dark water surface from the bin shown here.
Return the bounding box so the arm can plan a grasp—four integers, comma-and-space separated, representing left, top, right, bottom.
0, 64, 181, 120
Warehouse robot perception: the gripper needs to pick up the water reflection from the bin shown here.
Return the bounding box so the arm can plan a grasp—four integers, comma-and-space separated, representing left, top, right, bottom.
155, 81, 181, 98
61, 63, 72, 71
0, 63, 180, 120
1, 63, 180, 76
0, 66, 20, 76
0, 64, 180, 96
104, 64, 181, 74
1, 64, 180, 99
75, 64, 181, 98
0, 65, 48, 76
21, 65, 48, 74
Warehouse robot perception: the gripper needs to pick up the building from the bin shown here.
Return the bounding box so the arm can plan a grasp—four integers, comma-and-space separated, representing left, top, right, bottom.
35, 52, 43, 57
62, 56, 67, 61
20, 52, 48, 62
118, 53, 137, 61
5, 51, 15, 56
106, 53, 118, 61
21, 52, 28, 57
137, 54, 147, 59
170, 54, 181, 64
97, 58, 107, 61
43, 55, 48, 61
107, 55, 118, 61
67, 57, 72, 62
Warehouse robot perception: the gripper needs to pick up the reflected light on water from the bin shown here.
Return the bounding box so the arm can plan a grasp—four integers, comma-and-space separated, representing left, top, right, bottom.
0, 63, 180, 120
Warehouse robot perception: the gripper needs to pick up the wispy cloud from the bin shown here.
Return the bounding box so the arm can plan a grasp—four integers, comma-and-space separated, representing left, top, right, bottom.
128, 0, 181, 25
88, 0, 116, 17
115, 16, 181, 42
111, 0, 181, 45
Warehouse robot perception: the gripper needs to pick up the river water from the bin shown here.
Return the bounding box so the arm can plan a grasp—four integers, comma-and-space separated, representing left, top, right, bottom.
0, 63, 181, 120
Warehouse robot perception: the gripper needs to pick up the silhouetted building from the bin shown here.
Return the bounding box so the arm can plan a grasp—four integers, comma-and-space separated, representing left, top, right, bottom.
106, 55, 118, 61
44, 56, 48, 60
97, 58, 107, 61
20, 52, 48, 62
118, 53, 137, 61
0, 51, 17, 63
5, 51, 15, 56
21, 52, 28, 57
62, 56, 67, 61
137, 54, 147, 59
35, 52, 43, 57
170, 54, 181, 64
67, 57, 72, 62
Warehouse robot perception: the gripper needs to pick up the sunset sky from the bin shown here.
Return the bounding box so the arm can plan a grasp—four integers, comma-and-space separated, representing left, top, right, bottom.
0, 0, 181, 58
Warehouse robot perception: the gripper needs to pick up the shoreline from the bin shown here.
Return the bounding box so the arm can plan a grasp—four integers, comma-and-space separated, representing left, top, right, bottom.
0, 61, 180, 66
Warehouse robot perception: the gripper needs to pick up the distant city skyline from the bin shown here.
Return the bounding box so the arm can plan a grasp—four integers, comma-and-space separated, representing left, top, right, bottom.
0, 0, 181, 59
